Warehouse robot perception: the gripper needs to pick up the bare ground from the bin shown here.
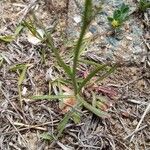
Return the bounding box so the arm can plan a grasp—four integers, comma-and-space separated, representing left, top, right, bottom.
0, 0, 150, 150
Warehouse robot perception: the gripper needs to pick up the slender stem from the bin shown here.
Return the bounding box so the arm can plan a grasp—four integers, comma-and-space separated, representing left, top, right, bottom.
72, 0, 92, 95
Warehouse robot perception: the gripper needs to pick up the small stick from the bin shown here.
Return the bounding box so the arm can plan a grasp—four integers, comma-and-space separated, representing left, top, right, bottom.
124, 124, 148, 140
18, 0, 38, 23
130, 102, 150, 141
1, 120, 59, 135
124, 102, 150, 141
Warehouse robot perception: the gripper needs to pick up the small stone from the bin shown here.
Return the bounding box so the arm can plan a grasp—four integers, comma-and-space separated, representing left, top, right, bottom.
107, 37, 119, 47
132, 120, 138, 126
22, 87, 27, 96
73, 15, 81, 23
126, 36, 133, 41
89, 25, 97, 34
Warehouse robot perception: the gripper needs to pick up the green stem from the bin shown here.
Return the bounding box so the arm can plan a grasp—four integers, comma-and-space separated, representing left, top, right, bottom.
72, 0, 92, 95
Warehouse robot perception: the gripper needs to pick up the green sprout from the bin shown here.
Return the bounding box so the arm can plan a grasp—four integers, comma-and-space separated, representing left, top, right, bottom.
139, 0, 150, 12
108, 3, 129, 29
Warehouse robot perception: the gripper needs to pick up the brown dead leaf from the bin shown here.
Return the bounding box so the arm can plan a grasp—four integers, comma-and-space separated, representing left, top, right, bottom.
59, 85, 77, 113
60, 96, 77, 113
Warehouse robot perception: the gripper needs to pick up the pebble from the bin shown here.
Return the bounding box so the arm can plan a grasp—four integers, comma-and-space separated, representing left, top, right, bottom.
89, 25, 97, 34
125, 36, 133, 41
73, 15, 81, 23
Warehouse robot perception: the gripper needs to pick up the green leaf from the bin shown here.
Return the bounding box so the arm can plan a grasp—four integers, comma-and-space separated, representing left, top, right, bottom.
46, 32, 72, 78
83, 0, 93, 24
15, 24, 24, 36
0, 24, 24, 43
107, 17, 113, 22
77, 95, 109, 118
18, 66, 28, 86
121, 4, 129, 14
139, 0, 150, 11
56, 112, 71, 138
9, 64, 27, 71
23, 21, 42, 39
31, 95, 74, 100
95, 65, 116, 83
0, 35, 15, 42
108, 3, 129, 28
113, 10, 121, 19
40, 132, 54, 141
71, 112, 81, 124
72, 0, 94, 94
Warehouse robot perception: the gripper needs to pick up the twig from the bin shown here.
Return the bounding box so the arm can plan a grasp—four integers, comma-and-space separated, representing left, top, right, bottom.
6, 115, 29, 148
18, 0, 38, 23
130, 102, 150, 141
0, 88, 24, 121
142, 36, 150, 51
120, 76, 143, 88
107, 76, 143, 88
0, 120, 59, 135
123, 124, 148, 140
124, 102, 150, 141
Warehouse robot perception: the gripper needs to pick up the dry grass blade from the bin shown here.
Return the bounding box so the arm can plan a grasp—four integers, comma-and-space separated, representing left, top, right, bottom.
126, 102, 150, 141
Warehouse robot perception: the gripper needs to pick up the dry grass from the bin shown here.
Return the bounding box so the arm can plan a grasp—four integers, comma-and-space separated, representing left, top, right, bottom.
0, 0, 150, 149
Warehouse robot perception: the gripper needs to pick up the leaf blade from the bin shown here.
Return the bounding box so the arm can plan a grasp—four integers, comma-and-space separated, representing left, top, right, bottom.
77, 95, 109, 118
78, 64, 107, 92
31, 95, 74, 100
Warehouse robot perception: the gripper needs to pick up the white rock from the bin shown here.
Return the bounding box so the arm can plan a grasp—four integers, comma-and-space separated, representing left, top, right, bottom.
73, 15, 81, 23
22, 87, 27, 96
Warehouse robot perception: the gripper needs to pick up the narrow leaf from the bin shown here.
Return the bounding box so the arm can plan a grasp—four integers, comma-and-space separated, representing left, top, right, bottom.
46, 32, 72, 78
31, 95, 74, 100
55, 103, 82, 139
77, 95, 109, 118
71, 112, 81, 124
107, 17, 114, 22
0, 35, 14, 42
40, 132, 54, 141
78, 64, 107, 92
18, 66, 28, 86
23, 21, 42, 39
72, 0, 94, 94
10, 64, 27, 71
15, 24, 24, 36
56, 112, 71, 138
95, 65, 116, 83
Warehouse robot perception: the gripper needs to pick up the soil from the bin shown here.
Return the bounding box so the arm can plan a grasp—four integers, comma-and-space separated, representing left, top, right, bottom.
0, 0, 150, 150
